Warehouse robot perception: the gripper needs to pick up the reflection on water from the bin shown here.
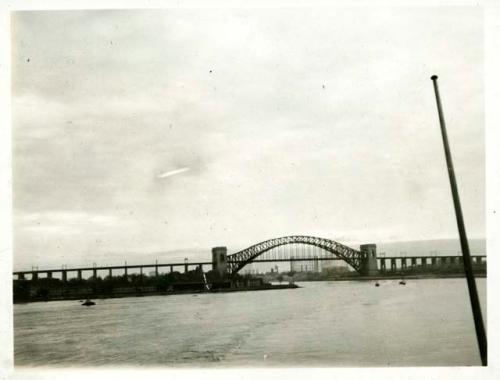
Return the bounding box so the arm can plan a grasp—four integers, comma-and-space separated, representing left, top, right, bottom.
14, 278, 486, 367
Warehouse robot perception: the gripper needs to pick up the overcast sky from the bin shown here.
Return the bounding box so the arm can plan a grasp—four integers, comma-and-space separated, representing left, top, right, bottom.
11, 7, 484, 270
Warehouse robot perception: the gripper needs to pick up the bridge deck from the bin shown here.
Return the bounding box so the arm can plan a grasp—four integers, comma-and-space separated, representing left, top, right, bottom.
13, 255, 486, 275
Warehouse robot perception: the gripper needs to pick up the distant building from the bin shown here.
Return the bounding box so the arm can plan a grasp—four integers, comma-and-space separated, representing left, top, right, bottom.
321, 259, 351, 272
290, 257, 321, 273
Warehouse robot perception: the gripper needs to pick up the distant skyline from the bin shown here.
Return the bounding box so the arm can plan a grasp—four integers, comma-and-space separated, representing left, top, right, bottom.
12, 8, 484, 270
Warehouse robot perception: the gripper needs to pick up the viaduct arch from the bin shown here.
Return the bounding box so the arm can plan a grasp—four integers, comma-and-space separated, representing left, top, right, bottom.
212, 236, 379, 277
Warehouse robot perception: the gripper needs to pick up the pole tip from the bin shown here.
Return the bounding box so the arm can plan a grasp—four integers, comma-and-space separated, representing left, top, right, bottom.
431, 75, 438, 81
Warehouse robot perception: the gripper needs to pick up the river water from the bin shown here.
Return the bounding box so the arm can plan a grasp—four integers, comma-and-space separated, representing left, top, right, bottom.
14, 278, 486, 367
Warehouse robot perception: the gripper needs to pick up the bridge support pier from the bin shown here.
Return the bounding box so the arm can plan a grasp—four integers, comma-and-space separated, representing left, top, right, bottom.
431, 257, 437, 266
93, 268, 97, 279
401, 258, 407, 270
391, 258, 397, 271
380, 259, 386, 272
212, 246, 228, 277
18, 273, 25, 280
47, 271, 52, 279
62, 270, 67, 282
359, 244, 378, 276
77, 270, 82, 281
108, 268, 112, 278
411, 258, 417, 267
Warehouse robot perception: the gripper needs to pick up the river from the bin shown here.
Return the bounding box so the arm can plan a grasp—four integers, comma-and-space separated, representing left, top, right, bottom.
14, 278, 486, 367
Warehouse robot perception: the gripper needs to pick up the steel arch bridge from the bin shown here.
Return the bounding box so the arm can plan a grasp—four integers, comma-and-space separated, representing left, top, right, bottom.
226, 235, 363, 275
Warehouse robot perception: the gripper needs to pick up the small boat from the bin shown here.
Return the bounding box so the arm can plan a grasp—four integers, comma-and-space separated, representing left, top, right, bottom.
375, 282, 380, 287
81, 299, 95, 306
399, 279, 406, 285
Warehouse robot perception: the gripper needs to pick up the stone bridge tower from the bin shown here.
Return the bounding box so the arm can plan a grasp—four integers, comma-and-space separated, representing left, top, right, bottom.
360, 244, 379, 276
212, 246, 228, 277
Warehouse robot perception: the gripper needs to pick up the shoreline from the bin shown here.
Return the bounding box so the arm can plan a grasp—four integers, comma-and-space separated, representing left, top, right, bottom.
13, 274, 486, 304
13, 283, 299, 304
329, 273, 486, 281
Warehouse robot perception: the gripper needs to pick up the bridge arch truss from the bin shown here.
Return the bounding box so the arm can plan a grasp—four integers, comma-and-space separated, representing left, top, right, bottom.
227, 235, 363, 275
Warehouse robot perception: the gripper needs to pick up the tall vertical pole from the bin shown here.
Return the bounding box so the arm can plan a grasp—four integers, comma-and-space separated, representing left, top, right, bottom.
431, 75, 487, 366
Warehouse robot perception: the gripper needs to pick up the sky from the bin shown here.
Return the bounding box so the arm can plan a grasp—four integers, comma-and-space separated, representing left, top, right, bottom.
11, 7, 484, 270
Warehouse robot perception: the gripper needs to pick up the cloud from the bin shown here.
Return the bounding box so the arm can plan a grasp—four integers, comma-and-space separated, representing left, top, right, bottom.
11, 8, 484, 270
17, 211, 123, 232
156, 167, 190, 179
